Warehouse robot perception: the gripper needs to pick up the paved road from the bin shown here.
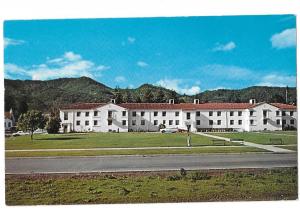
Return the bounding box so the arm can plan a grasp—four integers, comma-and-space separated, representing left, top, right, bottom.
5, 153, 297, 174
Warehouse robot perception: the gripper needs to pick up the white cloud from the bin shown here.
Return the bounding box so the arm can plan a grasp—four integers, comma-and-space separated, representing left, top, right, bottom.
213, 41, 236, 51
4, 37, 25, 48
5, 51, 110, 80
257, 74, 296, 87
271, 28, 296, 49
137, 61, 148, 67
115, 76, 126, 83
156, 79, 201, 95
4, 63, 28, 79
128, 37, 136, 44
199, 64, 252, 79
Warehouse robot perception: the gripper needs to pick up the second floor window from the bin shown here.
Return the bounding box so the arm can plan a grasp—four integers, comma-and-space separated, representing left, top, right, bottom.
238, 111, 242, 116
186, 112, 191, 120
196, 111, 200, 116
162, 111, 166, 116
209, 111, 213, 116
250, 111, 254, 116
175, 111, 180, 116
64, 112, 68, 120
94, 111, 98, 116
290, 111, 294, 116
77, 112, 81, 117
122, 111, 126, 116
154, 111, 158, 116
132, 111, 137, 117
85, 112, 89, 117
230, 111, 234, 116
217, 111, 221, 116
276, 111, 280, 116
141, 111, 145, 117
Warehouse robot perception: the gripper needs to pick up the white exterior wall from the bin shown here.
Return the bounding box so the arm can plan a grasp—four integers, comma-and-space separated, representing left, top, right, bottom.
4, 118, 13, 130
60, 103, 297, 133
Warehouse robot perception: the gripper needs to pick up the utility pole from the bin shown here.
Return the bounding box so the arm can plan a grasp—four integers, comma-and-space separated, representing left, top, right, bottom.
285, 86, 288, 104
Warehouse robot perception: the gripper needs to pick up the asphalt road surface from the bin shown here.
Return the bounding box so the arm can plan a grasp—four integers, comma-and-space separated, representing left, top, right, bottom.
5, 153, 297, 174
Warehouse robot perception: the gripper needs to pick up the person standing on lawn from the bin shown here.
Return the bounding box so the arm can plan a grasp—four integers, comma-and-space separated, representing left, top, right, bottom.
187, 133, 191, 147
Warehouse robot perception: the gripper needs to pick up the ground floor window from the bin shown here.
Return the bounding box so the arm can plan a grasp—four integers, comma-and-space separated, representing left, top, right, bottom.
108, 120, 112, 125
122, 120, 126, 126
141, 120, 145, 125
276, 119, 280, 125
154, 120, 158, 125
169, 120, 173, 125
230, 120, 234, 125
76, 121, 80, 126
217, 120, 221, 125
238, 120, 242, 125
196, 120, 200, 125
132, 120, 136, 126
263, 119, 267, 125
209, 120, 213, 125
175, 120, 179, 125
94, 120, 98, 126
290, 119, 295, 125
85, 120, 89, 126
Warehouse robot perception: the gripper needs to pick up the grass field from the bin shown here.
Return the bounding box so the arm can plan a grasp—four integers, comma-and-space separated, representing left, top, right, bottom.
6, 168, 297, 205
5, 146, 266, 157
276, 145, 298, 151
209, 131, 297, 145
6, 132, 238, 150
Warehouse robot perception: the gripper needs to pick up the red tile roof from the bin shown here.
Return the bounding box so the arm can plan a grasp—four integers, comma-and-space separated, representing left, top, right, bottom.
270, 103, 297, 110
60, 102, 296, 110
4, 112, 12, 119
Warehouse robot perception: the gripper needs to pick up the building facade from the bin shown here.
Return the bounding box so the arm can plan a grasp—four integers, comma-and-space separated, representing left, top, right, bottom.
59, 100, 297, 133
4, 108, 15, 131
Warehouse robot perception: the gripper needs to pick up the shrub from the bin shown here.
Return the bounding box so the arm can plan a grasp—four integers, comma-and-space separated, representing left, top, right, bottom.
180, 168, 187, 177
190, 172, 211, 181
167, 175, 182, 181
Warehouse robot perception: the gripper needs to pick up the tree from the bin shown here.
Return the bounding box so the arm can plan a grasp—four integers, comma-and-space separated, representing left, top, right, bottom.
114, 87, 123, 104
46, 116, 61, 134
123, 90, 133, 103
17, 110, 46, 140
142, 88, 154, 103
153, 89, 165, 103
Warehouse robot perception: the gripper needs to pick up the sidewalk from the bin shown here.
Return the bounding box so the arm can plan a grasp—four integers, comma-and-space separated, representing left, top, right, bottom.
195, 132, 294, 153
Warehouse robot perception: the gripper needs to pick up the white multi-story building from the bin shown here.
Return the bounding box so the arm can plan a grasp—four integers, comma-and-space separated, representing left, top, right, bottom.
59, 99, 297, 133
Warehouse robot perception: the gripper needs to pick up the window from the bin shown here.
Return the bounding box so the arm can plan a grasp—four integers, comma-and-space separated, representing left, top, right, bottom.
250, 111, 254, 116
163, 120, 166, 125
85, 120, 89, 126
85, 112, 89, 117
282, 120, 286, 125
290, 119, 295, 125
175, 111, 180, 116
196, 111, 200, 117
94, 111, 98, 116
282, 111, 286, 116
8, 122, 11, 127
154, 120, 158, 125
94, 120, 98, 126
175, 120, 179, 125
290, 111, 294, 116
108, 111, 113, 118
209, 111, 213, 116
230, 120, 234, 125
154, 111, 158, 116
217, 120, 221, 125
132, 111, 137, 117
276, 119, 280, 125
76, 121, 80, 126
263, 110, 267, 117
141, 111, 145, 117
209, 120, 213, 125
186, 112, 191, 120
169, 120, 173, 125
250, 120, 254, 125
276, 111, 280, 116
162, 111, 166, 116
230, 111, 234, 116
238, 120, 242, 125
77, 112, 81, 117
64, 112, 68, 120
132, 120, 136, 126
196, 120, 200, 125
238, 111, 242, 116
141, 120, 145, 125
122, 120, 127, 126
122, 111, 126, 116
263, 119, 267, 125
217, 111, 221, 116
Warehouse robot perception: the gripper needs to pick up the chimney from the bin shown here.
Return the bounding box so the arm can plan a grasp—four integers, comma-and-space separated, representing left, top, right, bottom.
111, 99, 116, 104
249, 99, 256, 104
169, 99, 174, 104
194, 99, 200, 104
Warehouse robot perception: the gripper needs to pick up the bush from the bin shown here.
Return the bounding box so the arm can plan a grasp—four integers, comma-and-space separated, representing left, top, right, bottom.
180, 168, 187, 177
167, 175, 182, 181
190, 172, 211, 181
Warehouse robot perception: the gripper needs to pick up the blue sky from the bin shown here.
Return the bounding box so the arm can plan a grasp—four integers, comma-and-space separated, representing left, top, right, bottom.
4, 15, 296, 94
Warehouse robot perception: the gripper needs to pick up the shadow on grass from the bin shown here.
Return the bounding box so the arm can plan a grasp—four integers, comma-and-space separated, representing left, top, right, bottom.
36, 137, 84, 141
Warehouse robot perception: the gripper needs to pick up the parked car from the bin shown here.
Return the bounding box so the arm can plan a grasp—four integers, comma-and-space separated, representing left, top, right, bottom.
160, 128, 178, 133
12, 131, 30, 136
34, 129, 48, 134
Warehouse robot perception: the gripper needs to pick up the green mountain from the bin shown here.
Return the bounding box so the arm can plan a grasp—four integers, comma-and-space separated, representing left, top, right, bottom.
4, 76, 296, 118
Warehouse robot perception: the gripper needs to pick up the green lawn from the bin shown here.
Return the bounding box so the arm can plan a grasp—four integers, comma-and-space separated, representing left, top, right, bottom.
209, 132, 297, 145
276, 145, 298, 151
6, 132, 238, 150
5, 146, 266, 158
6, 168, 297, 205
